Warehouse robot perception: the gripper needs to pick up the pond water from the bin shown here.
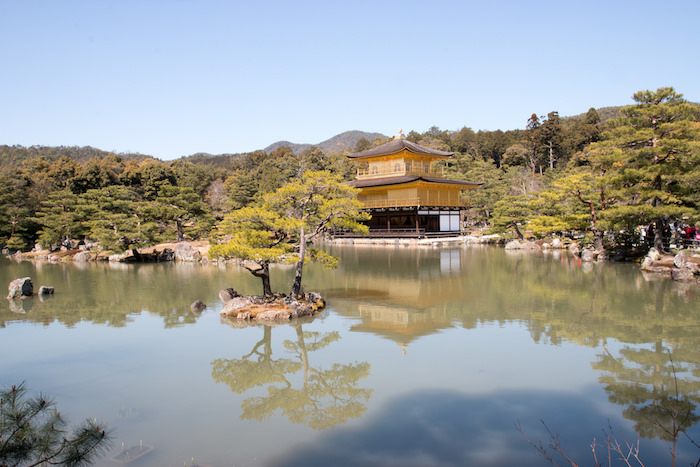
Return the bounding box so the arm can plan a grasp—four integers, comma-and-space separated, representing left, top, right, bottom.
1, 245, 700, 467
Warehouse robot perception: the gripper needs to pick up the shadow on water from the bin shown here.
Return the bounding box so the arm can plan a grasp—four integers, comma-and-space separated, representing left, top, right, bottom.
269, 389, 698, 467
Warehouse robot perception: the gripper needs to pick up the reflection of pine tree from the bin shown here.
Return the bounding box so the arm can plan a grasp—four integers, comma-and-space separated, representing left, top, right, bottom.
594, 344, 700, 442
211, 323, 372, 430
211, 327, 301, 394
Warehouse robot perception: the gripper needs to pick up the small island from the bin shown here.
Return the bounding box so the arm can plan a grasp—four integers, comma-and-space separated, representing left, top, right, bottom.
218, 291, 326, 321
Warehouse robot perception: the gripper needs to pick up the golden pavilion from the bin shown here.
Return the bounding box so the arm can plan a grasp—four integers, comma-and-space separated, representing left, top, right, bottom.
345, 133, 482, 236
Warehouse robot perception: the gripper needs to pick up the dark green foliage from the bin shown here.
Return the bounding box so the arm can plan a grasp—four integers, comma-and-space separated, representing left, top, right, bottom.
150, 184, 212, 242
353, 137, 372, 153
485, 87, 700, 246
174, 152, 245, 170
79, 186, 156, 251
299, 147, 331, 173
0, 382, 113, 467
444, 156, 507, 225
170, 160, 226, 198
0, 145, 149, 169
0, 154, 221, 251
224, 170, 258, 210
0, 90, 695, 254
0, 171, 33, 248
137, 160, 177, 200
584, 87, 700, 249
570, 107, 602, 152
33, 189, 86, 248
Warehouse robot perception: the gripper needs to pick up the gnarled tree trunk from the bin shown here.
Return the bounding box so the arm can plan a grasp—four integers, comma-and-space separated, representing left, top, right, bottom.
290, 227, 306, 299
243, 261, 272, 298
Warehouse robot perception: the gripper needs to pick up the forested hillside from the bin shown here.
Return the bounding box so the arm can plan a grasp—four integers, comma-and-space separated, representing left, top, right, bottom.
0, 145, 151, 168
170, 131, 387, 170
1, 91, 697, 256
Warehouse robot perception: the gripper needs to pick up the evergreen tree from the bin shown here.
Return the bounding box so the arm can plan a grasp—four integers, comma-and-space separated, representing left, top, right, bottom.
539, 111, 563, 170
210, 206, 292, 297
0, 382, 113, 466
0, 171, 32, 249
224, 170, 258, 210
450, 127, 479, 158
353, 137, 372, 153
150, 184, 211, 242
212, 171, 368, 298
33, 189, 86, 249
298, 147, 330, 173
525, 113, 542, 174
444, 157, 506, 225
138, 160, 177, 201
488, 166, 547, 239
585, 87, 700, 250
78, 186, 159, 252
571, 107, 602, 152
264, 170, 368, 298
527, 169, 614, 249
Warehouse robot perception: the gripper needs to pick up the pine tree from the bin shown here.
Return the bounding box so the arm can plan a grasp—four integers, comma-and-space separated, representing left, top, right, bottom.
585, 87, 700, 250
264, 170, 368, 298
210, 206, 292, 297
0, 382, 113, 466
211, 171, 368, 298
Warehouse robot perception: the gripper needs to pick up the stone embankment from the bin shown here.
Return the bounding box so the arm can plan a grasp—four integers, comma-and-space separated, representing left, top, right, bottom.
504, 237, 569, 251
329, 234, 503, 247
641, 248, 700, 282
9, 241, 210, 263
504, 237, 613, 262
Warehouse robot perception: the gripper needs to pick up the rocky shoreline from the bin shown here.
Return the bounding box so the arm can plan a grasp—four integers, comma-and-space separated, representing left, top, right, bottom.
4, 237, 699, 286
6, 275, 328, 323
640, 248, 700, 282
5, 241, 210, 263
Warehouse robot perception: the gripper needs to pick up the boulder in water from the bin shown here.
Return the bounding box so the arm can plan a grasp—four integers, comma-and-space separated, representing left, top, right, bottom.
7, 277, 33, 299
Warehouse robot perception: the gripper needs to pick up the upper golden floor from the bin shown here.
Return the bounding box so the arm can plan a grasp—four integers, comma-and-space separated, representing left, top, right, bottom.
356, 154, 446, 179
347, 137, 453, 181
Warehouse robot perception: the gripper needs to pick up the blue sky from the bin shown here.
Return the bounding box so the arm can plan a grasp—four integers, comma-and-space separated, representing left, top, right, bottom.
2, 0, 698, 160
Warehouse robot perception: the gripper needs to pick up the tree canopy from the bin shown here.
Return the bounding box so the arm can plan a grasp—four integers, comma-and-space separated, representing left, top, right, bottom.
210, 170, 368, 298
1, 86, 696, 257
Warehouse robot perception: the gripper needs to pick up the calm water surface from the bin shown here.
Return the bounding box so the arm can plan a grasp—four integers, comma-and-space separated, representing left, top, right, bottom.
1, 245, 699, 466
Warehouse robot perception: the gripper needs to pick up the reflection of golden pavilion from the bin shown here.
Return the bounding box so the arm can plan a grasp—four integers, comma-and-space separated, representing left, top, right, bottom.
328, 248, 465, 349
345, 134, 482, 236
352, 303, 452, 345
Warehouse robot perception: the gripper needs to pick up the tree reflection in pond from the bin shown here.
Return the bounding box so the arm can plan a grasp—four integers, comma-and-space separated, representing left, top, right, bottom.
594, 344, 700, 443
211, 320, 373, 430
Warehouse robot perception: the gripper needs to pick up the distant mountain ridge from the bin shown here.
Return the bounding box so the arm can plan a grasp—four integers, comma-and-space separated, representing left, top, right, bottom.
264, 130, 388, 155
172, 130, 388, 169
1, 106, 632, 168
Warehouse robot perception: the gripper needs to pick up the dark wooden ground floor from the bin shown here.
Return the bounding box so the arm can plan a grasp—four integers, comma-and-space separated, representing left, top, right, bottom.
335, 207, 463, 238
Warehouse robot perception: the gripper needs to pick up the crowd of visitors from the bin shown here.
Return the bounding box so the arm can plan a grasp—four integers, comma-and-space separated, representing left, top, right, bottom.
638, 221, 700, 248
